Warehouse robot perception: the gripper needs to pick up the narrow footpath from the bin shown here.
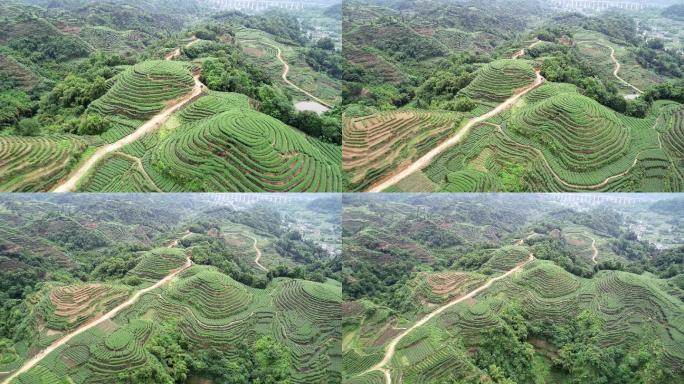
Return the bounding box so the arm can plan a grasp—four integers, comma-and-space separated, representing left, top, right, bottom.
367, 71, 544, 192
262, 42, 334, 109
250, 235, 267, 272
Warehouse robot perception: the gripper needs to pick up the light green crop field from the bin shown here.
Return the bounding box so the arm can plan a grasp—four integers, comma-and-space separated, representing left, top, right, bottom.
459, 59, 537, 102
0, 135, 94, 192
343, 109, 464, 191
345, 260, 684, 383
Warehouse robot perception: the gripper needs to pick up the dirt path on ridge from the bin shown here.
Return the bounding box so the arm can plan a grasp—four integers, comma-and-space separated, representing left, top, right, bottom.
360, 253, 536, 384
262, 42, 334, 109
595, 42, 643, 94
165, 36, 199, 60
250, 235, 267, 272
1, 233, 194, 384
53, 40, 204, 192
511, 39, 541, 60
591, 237, 598, 264
366, 71, 545, 192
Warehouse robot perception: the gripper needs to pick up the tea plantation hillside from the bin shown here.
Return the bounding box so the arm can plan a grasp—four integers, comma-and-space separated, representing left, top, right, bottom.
0, 194, 342, 383
77, 91, 343, 192
342, 0, 684, 192
342, 194, 684, 383
415, 88, 684, 193
0, 2, 343, 192
10, 268, 341, 384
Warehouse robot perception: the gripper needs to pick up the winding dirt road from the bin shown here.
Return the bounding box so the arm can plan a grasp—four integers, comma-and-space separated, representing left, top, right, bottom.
1, 235, 193, 384
53, 41, 205, 193
250, 235, 267, 272
512, 39, 541, 60
262, 42, 334, 109
591, 237, 598, 265
597, 43, 643, 95
366, 71, 544, 192
361, 253, 535, 384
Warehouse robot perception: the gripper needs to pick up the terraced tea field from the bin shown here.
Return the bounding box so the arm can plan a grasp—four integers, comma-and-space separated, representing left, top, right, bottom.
459, 59, 537, 103
0, 135, 92, 192
341, 23, 683, 192
393, 86, 684, 192
87, 60, 196, 124
574, 30, 670, 96
346, 252, 535, 384
2, 35, 341, 192
7, 267, 341, 384
147, 104, 342, 192
345, 237, 684, 384
343, 110, 463, 191
36, 284, 131, 332
341, 41, 548, 192
236, 27, 341, 106
70, 73, 341, 192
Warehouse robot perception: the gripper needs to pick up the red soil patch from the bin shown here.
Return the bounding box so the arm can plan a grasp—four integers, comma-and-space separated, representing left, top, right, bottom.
81, 221, 98, 229
59, 25, 82, 34
342, 301, 365, 318
373, 324, 404, 346
414, 27, 434, 36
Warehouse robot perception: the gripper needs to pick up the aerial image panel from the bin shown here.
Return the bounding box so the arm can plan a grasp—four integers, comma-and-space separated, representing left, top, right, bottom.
0, 193, 342, 383
342, 0, 684, 192
342, 193, 684, 383
0, 0, 342, 192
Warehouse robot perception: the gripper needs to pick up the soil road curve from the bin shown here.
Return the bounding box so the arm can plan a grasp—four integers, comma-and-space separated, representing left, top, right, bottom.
366, 71, 544, 192
361, 253, 536, 384
53, 41, 205, 192
1, 234, 193, 384
250, 235, 267, 272
598, 43, 643, 94
591, 237, 598, 264
262, 42, 334, 109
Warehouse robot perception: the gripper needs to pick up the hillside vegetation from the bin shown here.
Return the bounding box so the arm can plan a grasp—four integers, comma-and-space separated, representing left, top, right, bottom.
342, 194, 684, 384
0, 1, 343, 192
0, 194, 342, 383
341, 1, 684, 192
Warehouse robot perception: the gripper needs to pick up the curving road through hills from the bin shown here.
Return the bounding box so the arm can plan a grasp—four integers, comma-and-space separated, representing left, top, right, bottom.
53, 40, 204, 192
367, 71, 544, 192
360, 252, 536, 384
1, 233, 194, 384
365, 41, 544, 192
593, 42, 643, 95
261, 42, 334, 109
591, 237, 598, 264
250, 235, 267, 272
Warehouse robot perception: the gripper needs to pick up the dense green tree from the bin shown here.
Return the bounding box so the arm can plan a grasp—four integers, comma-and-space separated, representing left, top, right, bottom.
257, 84, 294, 122
252, 336, 292, 384
476, 303, 536, 383
15, 117, 41, 136
77, 114, 111, 135
0, 91, 32, 129
191, 349, 252, 384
